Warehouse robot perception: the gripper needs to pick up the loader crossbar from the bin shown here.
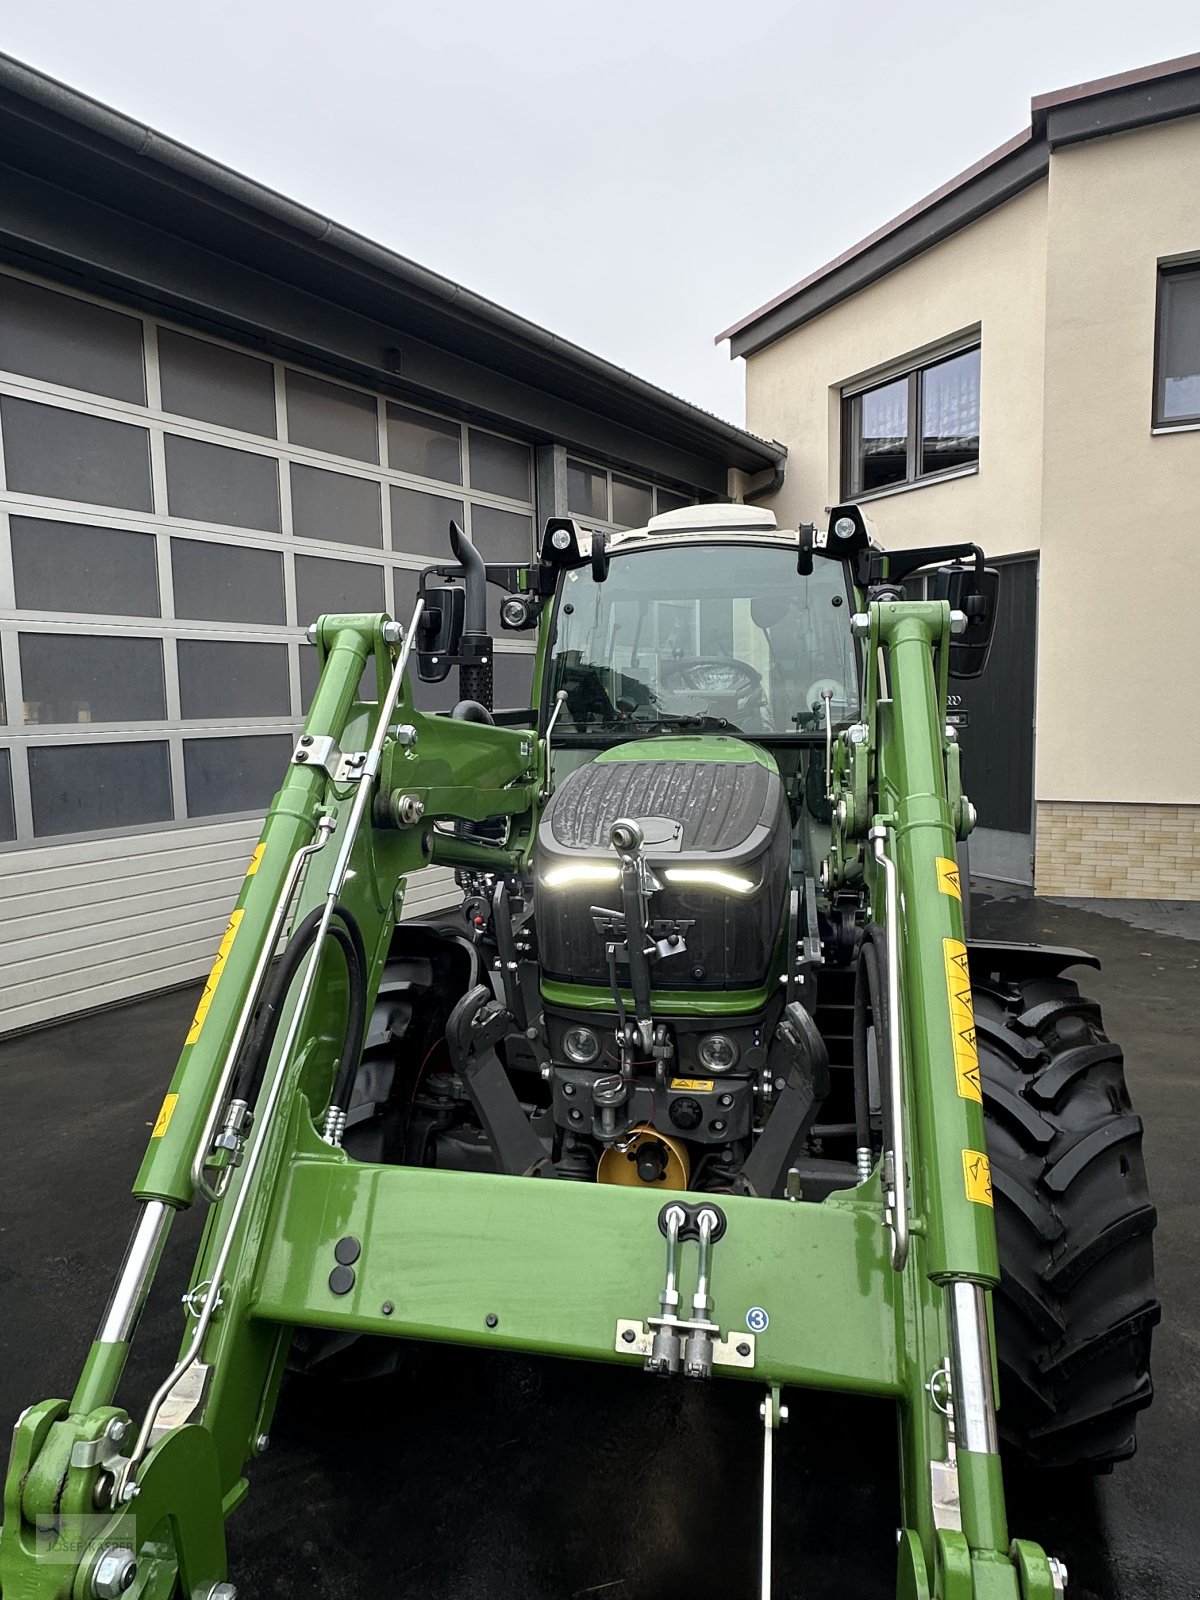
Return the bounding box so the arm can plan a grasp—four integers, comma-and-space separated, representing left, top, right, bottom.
251, 1119, 900, 1393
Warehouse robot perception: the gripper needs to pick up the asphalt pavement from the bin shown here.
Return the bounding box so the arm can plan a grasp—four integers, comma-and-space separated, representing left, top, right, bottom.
0, 882, 1195, 1599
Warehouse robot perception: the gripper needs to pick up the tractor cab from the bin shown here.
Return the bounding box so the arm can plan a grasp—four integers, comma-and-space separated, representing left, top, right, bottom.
544, 504, 859, 742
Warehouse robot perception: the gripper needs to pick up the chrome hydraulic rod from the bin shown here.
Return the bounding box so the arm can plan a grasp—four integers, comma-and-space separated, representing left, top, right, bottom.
117, 610, 422, 1498
646, 1204, 684, 1374
683, 1206, 719, 1379
948, 1281, 1000, 1456
869, 825, 910, 1271
95, 1200, 172, 1347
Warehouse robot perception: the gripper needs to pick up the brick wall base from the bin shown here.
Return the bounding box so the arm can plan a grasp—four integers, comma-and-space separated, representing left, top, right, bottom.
1035, 801, 1200, 898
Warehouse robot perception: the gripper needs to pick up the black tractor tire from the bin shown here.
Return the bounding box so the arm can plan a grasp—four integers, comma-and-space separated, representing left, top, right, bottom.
289, 925, 477, 1382
973, 959, 1159, 1470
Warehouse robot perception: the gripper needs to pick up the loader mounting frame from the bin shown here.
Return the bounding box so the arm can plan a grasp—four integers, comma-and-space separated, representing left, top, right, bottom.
1, 598, 1064, 1600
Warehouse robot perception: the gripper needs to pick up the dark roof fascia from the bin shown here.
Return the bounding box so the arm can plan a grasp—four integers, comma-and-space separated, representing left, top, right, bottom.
724, 137, 1047, 360
1035, 59, 1200, 148
0, 52, 784, 478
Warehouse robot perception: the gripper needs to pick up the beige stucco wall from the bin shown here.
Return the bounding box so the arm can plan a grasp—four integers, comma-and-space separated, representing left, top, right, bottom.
743, 122, 1200, 821
1037, 115, 1200, 805
743, 180, 1049, 561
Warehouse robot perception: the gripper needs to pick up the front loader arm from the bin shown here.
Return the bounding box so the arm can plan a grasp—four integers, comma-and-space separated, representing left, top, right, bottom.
829, 595, 1059, 1600
0, 611, 538, 1600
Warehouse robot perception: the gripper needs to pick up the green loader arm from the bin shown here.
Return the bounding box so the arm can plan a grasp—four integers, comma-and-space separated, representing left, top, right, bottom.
0, 598, 1065, 1600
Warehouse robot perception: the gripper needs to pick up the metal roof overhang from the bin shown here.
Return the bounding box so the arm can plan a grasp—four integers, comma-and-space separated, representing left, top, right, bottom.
0, 52, 785, 493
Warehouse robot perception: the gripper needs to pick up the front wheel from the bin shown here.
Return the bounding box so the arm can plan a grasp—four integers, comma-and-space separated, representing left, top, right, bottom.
974, 957, 1159, 1470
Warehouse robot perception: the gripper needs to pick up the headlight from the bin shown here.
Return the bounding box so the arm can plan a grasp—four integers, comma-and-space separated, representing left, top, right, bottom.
663, 867, 755, 894
500, 595, 532, 628
541, 862, 620, 888
562, 1025, 601, 1065
697, 1033, 739, 1072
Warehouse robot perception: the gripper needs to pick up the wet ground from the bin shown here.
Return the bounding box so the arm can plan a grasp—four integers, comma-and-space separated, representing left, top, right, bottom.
0, 881, 1195, 1599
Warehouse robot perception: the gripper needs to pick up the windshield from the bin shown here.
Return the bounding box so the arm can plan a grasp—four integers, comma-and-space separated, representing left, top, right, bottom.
547, 542, 858, 737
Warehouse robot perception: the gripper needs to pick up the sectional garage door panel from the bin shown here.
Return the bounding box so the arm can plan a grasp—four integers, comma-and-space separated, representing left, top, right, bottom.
0, 816, 458, 1035
0, 819, 260, 1033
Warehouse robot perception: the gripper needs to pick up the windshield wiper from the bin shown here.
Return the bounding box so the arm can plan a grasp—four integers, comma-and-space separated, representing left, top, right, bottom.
644, 712, 741, 733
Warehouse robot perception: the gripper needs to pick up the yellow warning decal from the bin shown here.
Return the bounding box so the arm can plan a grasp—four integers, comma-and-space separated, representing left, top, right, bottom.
151, 1092, 179, 1139
943, 938, 982, 1102
185, 909, 244, 1046
245, 842, 266, 876
670, 1079, 715, 1093
962, 1148, 994, 1207
936, 857, 962, 900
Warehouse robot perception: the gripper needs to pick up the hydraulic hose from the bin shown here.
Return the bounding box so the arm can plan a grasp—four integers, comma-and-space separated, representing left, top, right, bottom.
852, 925, 890, 1169
230, 902, 367, 1121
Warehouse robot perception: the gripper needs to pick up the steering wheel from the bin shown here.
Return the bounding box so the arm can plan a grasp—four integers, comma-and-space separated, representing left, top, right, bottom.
660, 656, 763, 701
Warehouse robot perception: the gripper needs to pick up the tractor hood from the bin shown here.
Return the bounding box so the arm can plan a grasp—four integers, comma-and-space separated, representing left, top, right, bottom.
535, 737, 790, 991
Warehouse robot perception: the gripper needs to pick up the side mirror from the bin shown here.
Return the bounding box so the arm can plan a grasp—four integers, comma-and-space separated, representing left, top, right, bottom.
931, 562, 1000, 679
590, 528, 610, 583
797, 522, 815, 576
415, 583, 466, 681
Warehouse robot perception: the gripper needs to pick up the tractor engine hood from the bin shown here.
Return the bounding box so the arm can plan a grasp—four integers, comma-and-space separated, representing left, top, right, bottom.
535, 737, 790, 992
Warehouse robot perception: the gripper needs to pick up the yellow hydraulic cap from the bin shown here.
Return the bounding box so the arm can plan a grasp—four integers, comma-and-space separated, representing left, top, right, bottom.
597, 1126, 690, 1189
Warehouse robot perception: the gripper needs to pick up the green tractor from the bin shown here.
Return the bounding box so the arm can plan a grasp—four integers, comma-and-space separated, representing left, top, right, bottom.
0, 502, 1157, 1600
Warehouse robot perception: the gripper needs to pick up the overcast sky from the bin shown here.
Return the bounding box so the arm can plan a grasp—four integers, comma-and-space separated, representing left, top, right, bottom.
2, 1, 1196, 424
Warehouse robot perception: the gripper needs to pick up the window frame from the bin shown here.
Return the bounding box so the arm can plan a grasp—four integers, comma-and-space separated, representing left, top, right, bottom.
840, 338, 981, 501
1153, 258, 1200, 431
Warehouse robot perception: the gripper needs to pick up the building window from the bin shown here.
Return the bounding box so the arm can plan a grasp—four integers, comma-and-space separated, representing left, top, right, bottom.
286, 371, 379, 462
12, 519, 160, 617
467, 428, 531, 501
567, 458, 608, 520
565, 458, 693, 528
20, 633, 167, 725
28, 741, 173, 837
171, 539, 285, 625
1155, 263, 1200, 427
612, 474, 653, 528
164, 434, 280, 531
182, 733, 293, 818
386, 402, 462, 484
158, 329, 277, 437
2, 397, 153, 511
0, 276, 146, 404
843, 344, 980, 497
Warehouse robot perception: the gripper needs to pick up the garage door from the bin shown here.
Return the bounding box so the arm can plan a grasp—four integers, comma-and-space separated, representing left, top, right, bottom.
0, 267, 536, 1033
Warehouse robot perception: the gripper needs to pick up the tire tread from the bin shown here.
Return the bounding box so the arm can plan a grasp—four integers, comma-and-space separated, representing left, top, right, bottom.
978, 971, 1158, 1470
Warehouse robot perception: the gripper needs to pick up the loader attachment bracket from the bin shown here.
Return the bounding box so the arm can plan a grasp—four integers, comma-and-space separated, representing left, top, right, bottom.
1, 1405, 227, 1600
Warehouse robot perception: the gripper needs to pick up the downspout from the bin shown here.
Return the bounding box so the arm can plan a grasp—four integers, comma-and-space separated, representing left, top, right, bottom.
744, 464, 785, 503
